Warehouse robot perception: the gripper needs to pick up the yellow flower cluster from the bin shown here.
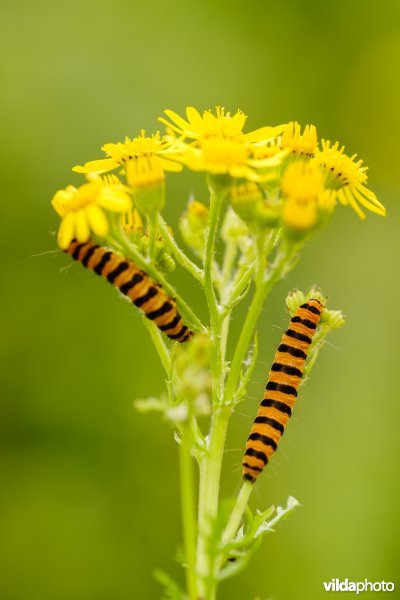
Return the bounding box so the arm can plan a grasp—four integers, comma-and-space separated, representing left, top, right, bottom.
160, 106, 286, 182
50, 107, 385, 249
279, 122, 385, 227
52, 177, 131, 249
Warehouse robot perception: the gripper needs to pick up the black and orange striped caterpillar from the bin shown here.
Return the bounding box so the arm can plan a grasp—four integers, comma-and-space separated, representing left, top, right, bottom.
242, 299, 323, 483
66, 239, 193, 343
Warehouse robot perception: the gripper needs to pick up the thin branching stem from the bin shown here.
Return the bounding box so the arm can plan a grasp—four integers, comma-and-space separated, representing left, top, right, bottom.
157, 214, 204, 283
142, 318, 171, 374
223, 243, 297, 405
107, 226, 206, 335
221, 480, 254, 550
142, 318, 198, 599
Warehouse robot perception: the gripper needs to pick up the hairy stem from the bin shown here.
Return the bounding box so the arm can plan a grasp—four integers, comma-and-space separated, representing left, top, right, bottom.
180, 422, 198, 600
223, 244, 296, 405
142, 317, 171, 374
196, 405, 231, 599
221, 480, 253, 551
142, 309, 197, 599
157, 214, 204, 283
196, 183, 231, 599
203, 186, 226, 405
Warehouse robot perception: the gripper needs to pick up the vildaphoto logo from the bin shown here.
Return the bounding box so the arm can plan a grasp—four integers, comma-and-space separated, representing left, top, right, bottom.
323, 579, 395, 594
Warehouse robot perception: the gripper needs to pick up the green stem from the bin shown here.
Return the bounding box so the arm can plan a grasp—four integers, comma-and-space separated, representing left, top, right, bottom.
142, 308, 197, 599
221, 259, 256, 313
147, 214, 158, 262
179, 423, 198, 600
221, 480, 253, 550
219, 241, 237, 299
142, 317, 171, 374
196, 405, 231, 599
203, 186, 226, 405
196, 183, 230, 599
223, 244, 296, 405
158, 214, 204, 283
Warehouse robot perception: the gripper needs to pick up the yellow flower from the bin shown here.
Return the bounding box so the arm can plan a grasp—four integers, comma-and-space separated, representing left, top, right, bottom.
171, 137, 283, 182
229, 180, 263, 221
281, 161, 327, 231
159, 106, 286, 183
73, 130, 182, 179
52, 177, 131, 249
124, 153, 166, 189
159, 106, 286, 143
251, 140, 286, 160
316, 140, 385, 219
281, 121, 318, 157
282, 160, 324, 202
282, 198, 318, 230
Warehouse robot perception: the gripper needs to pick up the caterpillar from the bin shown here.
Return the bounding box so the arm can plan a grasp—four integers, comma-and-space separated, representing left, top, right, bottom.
66, 239, 193, 343
242, 299, 323, 483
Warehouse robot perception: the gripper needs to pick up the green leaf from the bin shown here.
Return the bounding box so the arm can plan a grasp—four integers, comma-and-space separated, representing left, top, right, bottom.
153, 569, 186, 600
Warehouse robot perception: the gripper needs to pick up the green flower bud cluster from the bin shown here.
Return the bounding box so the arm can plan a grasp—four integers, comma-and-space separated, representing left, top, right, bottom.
172, 335, 212, 417
179, 199, 209, 256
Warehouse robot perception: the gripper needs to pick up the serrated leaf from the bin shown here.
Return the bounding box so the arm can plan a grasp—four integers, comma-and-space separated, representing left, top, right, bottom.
255, 496, 300, 538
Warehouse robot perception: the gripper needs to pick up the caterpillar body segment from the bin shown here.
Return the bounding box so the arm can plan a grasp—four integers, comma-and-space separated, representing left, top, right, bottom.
66, 239, 193, 343
242, 299, 323, 483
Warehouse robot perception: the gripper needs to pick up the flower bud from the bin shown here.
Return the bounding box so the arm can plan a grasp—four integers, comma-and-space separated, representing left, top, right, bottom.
126, 155, 166, 216
281, 160, 325, 239
221, 207, 249, 243
157, 251, 176, 274
173, 335, 212, 416
229, 181, 264, 223
321, 309, 346, 328
179, 199, 208, 254
253, 199, 280, 229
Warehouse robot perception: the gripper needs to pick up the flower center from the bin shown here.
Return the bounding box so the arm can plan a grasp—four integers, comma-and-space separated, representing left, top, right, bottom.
318, 142, 367, 188
67, 182, 101, 210
103, 131, 165, 165
201, 108, 247, 139
201, 138, 249, 165
282, 161, 324, 202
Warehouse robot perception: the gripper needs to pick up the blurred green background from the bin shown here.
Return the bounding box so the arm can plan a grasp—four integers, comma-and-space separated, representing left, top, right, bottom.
1, 0, 399, 598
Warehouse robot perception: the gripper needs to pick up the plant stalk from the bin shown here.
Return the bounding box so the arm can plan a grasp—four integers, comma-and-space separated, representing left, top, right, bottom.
223, 244, 295, 405
180, 422, 199, 600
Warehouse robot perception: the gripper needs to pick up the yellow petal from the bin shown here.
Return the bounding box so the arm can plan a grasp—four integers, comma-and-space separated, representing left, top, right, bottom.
186, 106, 203, 130
232, 110, 247, 131
352, 187, 386, 217
158, 117, 187, 137
336, 189, 348, 206
57, 212, 76, 249
244, 124, 287, 143
86, 204, 109, 238
357, 184, 386, 213
161, 110, 195, 135
343, 188, 366, 220
99, 189, 131, 212
72, 158, 117, 174
229, 165, 265, 182
248, 154, 283, 168
164, 109, 191, 129
160, 157, 183, 172
75, 209, 91, 242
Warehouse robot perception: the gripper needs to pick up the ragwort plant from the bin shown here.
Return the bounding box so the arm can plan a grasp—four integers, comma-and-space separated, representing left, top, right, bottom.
51, 107, 385, 600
